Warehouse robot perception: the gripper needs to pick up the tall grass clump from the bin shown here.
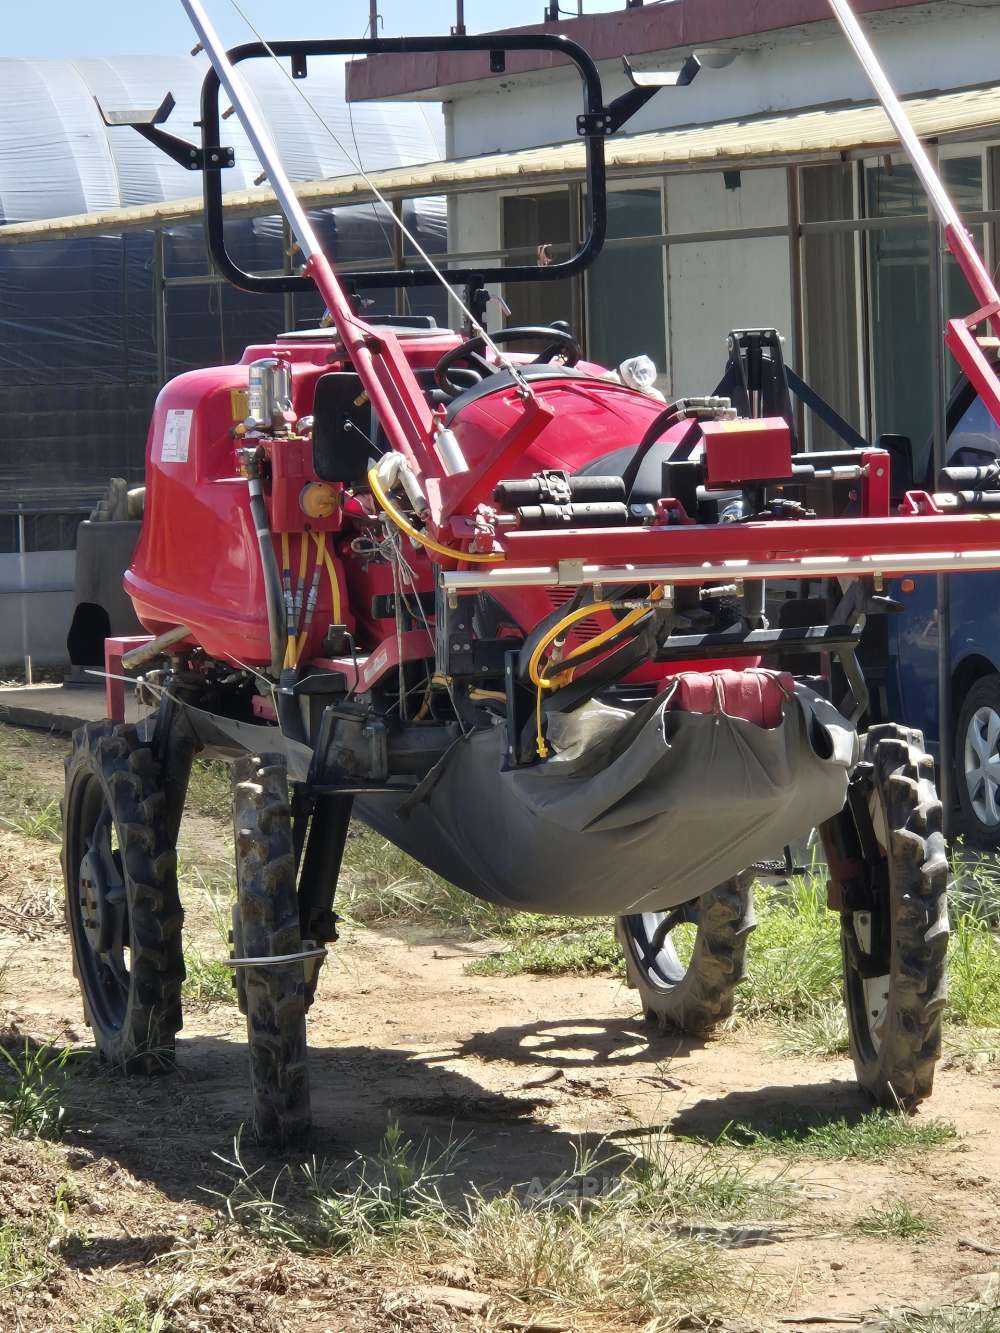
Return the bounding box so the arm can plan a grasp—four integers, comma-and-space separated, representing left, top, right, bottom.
338, 826, 508, 934
216, 1126, 783, 1324
0, 1041, 71, 1140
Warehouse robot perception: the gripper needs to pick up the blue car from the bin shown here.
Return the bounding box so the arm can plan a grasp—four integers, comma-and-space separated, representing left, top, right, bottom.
886, 378, 1000, 847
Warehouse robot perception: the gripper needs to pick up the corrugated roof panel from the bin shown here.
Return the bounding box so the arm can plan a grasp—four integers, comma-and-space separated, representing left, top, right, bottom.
3, 80, 999, 244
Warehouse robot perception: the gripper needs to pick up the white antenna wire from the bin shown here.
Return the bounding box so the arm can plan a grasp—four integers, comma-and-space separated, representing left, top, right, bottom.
225, 0, 531, 388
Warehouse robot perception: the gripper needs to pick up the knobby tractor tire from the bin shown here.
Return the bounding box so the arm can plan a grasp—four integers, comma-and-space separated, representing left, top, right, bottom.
616, 872, 756, 1037
231, 753, 311, 1145
842, 725, 950, 1111
62, 721, 184, 1072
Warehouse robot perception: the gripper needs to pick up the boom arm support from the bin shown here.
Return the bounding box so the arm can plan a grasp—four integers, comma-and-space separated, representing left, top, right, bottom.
828, 0, 1000, 425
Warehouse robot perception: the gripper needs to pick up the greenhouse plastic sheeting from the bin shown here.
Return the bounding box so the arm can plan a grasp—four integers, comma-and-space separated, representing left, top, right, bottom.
356, 678, 857, 916
0, 55, 444, 223
0, 55, 445, 507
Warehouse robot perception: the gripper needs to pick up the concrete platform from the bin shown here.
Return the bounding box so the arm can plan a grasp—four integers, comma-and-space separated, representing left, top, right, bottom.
0, 683, 134, 735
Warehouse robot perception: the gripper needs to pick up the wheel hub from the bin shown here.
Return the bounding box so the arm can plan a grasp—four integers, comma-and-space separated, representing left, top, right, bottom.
964, 705, 1000, 826
79, 847, 112, 954
853, 910, 889, 1053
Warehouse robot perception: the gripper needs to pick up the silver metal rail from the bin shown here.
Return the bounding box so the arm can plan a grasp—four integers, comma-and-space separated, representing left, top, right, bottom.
181, 0, 322, 264
441, 548, 1000, 594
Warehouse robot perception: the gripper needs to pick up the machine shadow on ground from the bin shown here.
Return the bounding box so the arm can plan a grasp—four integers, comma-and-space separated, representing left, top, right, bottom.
0, 1018, 873, 1217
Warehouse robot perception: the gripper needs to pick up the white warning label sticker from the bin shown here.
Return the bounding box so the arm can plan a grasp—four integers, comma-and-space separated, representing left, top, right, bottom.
160, 409, 193, 463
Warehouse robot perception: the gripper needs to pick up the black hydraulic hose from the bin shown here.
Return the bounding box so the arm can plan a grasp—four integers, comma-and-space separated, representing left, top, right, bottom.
621, 404, 728, 507
620, 401, 685, 502
245, 461, 287, 678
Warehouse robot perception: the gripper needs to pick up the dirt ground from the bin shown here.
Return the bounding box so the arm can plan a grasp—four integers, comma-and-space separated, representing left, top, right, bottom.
0, 719, 998, 1332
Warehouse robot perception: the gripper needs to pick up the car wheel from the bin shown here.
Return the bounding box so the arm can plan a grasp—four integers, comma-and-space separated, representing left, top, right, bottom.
954, 673, 1000, 849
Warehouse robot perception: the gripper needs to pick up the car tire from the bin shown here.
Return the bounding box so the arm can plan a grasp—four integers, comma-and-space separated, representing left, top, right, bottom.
954, 673, 1000, 849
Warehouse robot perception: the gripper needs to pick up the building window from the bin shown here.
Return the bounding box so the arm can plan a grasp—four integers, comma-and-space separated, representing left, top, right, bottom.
800, 163, 863, 451
500, 190, 575, 329
864, 154, 982, 477
665, 168, 790, 400
586, 185, 666, 376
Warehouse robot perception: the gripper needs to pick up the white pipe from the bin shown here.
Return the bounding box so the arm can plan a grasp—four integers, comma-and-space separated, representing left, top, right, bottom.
181, 0, 321, 263
827, 0, 960, 229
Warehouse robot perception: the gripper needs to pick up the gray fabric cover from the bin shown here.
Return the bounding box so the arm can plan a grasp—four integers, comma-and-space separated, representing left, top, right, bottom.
356, 681, 857, 916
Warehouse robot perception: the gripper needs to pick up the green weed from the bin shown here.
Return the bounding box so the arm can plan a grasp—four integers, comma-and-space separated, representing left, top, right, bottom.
948, 909, 1000, 1027
738, 876, 841, 1022
2, 797, 61, 842
468, 917, 620, 977
714, 1109, 956, 1161
0, 1040, 70, 1140
217, 1120, 460, 1255
0, 1222, 51, 1292
626, 1132, 794, 1222
85, 1297, 165, 1333
883, 1299, 1000, 1333
182, 951, 235, 1005
451, 1190, 735, 1322
771, 1000, 849, 1059
338, 827, 507, 934
855, 1198, 934, 1240
217, 1127, 752, 1324
184, 758, 231, 819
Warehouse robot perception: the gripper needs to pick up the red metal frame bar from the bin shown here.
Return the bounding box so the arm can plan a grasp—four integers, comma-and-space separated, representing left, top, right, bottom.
498, 511, 1000, 566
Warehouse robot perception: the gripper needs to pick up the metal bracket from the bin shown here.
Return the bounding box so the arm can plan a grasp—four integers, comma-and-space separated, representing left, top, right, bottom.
557, 558, 586, 585
578, 53, 701, 137
224, 944, 328, 968
95, 91, 234, 171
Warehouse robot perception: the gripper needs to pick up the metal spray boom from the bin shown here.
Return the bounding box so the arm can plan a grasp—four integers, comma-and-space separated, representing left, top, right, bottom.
828, 0, 1000, 426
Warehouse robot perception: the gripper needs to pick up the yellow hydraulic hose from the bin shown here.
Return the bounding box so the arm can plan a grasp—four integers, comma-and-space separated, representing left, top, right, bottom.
313, 530, 342, 628
280, 531, 294, 670
367, 466, 504, 564
527, 600, 617, 689
530, 586, 665, 757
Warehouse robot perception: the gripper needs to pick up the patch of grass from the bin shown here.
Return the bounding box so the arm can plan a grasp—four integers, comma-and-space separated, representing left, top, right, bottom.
742, 872, 1000, 1039
0, 1221, 52, 1293
217, 1127, 756, 1325
182, 951, 235, 1005
627, 1132, 794, 1222
467, 916, 620, 977
948, 909, 1000, 1027
855, 1198, 934, 1241
185, 758, 231, 819
738, 875, 841, 1023
217, 1120, 460, 1255
0, 1040, 71, 1140
771, 1000, 849, 1059
452, 1190, 738, 1323
2, 796, 62, 842
339, 826, 508, 935
883, 1299, 1000, 1333
714, 1109, 957, 1161
85, 1297, 165, 1333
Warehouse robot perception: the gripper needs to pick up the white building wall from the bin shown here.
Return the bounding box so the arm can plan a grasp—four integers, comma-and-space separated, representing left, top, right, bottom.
444, 3, 991, 384
666, 168, 792, 396
447, 7, 1000, 158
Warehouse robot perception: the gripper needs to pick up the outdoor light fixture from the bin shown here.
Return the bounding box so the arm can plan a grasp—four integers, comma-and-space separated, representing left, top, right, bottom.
695, 47, 741, 69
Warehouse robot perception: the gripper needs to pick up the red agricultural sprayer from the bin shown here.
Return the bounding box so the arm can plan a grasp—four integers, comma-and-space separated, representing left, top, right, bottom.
61, 0, 1000, 1142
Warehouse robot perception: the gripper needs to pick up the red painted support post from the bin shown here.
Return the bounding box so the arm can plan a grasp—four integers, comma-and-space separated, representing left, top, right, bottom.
103, 636, 152, 722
